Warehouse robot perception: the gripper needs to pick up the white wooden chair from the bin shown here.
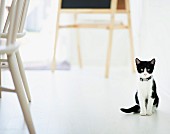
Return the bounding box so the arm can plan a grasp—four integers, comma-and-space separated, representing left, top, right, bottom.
52, 0, 135, 78
0, 0, 35, 133
0, 0, 31, 102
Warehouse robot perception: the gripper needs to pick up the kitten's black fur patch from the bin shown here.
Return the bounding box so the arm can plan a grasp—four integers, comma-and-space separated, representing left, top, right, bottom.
152, 80, 159, 107
120, 58, 159, 114
120, 105, 140, 113
135, 58, 155, 74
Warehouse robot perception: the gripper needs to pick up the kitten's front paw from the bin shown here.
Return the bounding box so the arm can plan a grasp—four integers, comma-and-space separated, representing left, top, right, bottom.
140, 111, 146, 116
146, 111, 153, 116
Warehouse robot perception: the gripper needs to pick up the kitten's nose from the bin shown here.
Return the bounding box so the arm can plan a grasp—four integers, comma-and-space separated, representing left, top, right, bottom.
144, 73, 147, 76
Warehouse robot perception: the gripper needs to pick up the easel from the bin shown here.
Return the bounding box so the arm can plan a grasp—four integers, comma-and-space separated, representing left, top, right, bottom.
52, 0, 135, 78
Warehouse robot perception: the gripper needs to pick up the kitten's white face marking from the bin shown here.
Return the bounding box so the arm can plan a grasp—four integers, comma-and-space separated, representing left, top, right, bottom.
138, 68, 152, 78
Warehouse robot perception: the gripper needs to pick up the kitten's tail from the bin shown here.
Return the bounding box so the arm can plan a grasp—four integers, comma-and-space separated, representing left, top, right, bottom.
120, 105, 140, 113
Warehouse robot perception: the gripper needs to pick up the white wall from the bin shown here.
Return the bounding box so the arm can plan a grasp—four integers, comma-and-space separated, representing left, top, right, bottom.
132, 0, 170, 96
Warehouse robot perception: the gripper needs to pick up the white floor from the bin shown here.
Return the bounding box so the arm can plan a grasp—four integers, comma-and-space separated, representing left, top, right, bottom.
1, 0, 170, 133
0, 67, 170, 134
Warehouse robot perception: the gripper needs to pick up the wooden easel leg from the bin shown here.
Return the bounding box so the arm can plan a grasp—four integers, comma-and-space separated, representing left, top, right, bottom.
77, 29, 82, 68
51, 1, 61, 72
126, 0, 135, 72
128, 15, 135, 72
105, 0, 117, 78
8, 54, 35, 134
105, 28, 114, 78
16, 51, 31, 102
74, 14, 82, 68
51, 23, 60, 72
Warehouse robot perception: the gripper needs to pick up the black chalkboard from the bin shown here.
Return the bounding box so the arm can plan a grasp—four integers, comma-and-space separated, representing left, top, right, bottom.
61, 0, 111, 9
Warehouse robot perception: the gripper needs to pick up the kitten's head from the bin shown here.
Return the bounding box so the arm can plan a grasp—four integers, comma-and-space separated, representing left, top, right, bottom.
135, 58, 155, 78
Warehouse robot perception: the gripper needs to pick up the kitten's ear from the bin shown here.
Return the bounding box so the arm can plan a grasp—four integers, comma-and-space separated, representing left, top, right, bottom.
151, 58, 156, 65
135, 58, 140, 65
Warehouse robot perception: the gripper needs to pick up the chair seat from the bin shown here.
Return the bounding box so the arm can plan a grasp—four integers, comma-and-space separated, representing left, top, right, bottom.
0, 43, 20, 55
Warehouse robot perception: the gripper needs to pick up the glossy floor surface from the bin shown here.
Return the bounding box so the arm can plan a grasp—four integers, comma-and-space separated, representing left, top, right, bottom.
0, 68, 170, 134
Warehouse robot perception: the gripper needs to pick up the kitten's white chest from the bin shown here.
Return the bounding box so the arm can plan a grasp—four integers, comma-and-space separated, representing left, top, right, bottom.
138, 80, 153, 98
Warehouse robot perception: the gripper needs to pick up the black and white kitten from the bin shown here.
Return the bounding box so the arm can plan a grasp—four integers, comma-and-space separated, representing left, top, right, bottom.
120, 58, 159, 116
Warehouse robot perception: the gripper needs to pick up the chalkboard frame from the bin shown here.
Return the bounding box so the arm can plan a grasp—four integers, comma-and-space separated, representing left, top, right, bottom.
58, 0, 127, 14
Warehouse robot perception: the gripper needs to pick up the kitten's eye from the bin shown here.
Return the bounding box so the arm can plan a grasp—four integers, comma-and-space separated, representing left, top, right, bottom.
147, 69, 150, 71
141, 69, 144, 71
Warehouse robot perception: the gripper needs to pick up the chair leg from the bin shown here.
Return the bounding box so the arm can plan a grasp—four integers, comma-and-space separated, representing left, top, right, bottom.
8, 53, 35, 134
0, 0, 5, 99
16, 51, 31, 102
0, 61, 1, 98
